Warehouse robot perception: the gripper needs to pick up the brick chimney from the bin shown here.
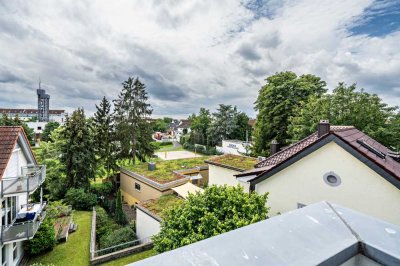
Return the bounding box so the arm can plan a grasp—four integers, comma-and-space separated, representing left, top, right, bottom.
270, 140, 280, 155
317, 120, 330, 138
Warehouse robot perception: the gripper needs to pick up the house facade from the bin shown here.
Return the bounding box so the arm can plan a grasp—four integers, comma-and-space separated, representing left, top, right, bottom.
237, 121, 400, 225
0, 126, 46, 266
120, 158, 208, 205
206, 154, 257, 191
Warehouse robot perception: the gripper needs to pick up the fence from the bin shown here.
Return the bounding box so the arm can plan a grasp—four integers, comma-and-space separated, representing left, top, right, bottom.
89, 208, 154, 265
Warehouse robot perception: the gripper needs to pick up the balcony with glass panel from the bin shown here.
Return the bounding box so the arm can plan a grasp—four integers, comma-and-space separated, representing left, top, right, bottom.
1, 165, 46, 196
1, 202, 47, 244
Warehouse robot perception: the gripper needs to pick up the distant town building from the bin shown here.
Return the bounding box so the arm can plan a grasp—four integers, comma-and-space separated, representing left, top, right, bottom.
37, 88, 50, 122
0, 108, 66, 124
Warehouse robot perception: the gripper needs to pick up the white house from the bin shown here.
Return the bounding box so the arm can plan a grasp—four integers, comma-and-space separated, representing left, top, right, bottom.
216, 140, 252, 156
0, 126, 46, 266
135, 184, 203, 240
236, 121, 400, 225
205, 154, 258, 191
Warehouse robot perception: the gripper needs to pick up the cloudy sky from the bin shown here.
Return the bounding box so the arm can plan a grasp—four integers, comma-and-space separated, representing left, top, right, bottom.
0, 0, 399, 118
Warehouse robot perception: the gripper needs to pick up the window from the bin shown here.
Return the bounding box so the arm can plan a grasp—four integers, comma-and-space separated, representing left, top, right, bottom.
323, 172, 341, 187
2, 245, 6, 266
13, 243, 17, 261
37, 126, 42, 130
135, 183, 141, 192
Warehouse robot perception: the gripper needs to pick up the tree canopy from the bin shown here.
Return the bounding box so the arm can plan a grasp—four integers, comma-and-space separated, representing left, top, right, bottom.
288, 83, 398, 148
253, 71, 327, 155
41, 121, 60, 142
0, 113, 35, 145
153, 185, 269, 253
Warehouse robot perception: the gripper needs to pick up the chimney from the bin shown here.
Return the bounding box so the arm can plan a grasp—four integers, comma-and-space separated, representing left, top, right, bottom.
270, 140, 280, 155
318, 120, 330, 138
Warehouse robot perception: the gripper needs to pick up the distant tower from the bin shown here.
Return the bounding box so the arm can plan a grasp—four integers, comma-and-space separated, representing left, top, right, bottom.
37, 82, 50, 122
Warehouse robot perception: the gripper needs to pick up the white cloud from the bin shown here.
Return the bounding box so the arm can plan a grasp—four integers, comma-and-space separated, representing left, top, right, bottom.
0, 0, 399, 118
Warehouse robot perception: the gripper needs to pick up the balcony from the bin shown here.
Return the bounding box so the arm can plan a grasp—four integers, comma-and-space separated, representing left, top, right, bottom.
1, 202, 47, 244
1, 165, 46, 196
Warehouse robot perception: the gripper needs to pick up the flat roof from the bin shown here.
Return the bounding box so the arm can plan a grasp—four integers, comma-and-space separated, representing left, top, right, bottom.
123, 157, 209, 184
131, 201, 400, 266
205, 154, 258, 172
137, 194, 182, 219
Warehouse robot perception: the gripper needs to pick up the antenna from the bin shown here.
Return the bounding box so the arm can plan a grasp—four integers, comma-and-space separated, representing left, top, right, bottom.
39, 77, 41, 89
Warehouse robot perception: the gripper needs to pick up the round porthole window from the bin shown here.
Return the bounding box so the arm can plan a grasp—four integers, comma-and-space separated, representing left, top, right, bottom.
323, 172, 341, 187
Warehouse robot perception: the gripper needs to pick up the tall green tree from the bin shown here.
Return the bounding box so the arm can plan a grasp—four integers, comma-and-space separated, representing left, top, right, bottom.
35, 127, 67, 200
231, 111, 252, 141
207, 104, 238, 145
114, 77, 155, 163
41, 121, 60, 142
93, 96, 117, 177
153, 185, 269, 253
60, 108, 96, 190
287, 83, 398, 147
253, 71, 327, 155
189, 108, 211, 145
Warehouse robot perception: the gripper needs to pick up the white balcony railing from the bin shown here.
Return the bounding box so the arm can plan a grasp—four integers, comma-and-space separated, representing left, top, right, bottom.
1, 165, 46, 196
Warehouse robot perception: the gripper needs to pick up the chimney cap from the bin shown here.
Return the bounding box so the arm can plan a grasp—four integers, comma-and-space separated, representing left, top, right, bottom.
319, 120, 329, 124
271, 140, 278, 144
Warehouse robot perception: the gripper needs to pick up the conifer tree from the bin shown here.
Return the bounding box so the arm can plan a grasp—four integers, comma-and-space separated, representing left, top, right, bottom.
60, 108, 96, 190
113, 77, 154, 163
93, 96, 117, 177
115, 189, 127, 225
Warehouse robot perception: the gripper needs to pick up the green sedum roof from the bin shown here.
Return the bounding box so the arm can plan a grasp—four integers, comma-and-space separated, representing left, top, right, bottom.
140, 194, 182, 217
124, 157, 209, 183
206, 154, 257, 171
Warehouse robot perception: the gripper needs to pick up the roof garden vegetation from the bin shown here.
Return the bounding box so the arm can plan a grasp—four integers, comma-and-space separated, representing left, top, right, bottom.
206, 154, 257, 170
124, 156, 210, 183
140, 194, 183, 217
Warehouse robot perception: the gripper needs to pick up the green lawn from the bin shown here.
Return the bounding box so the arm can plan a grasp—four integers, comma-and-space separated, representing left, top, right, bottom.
29, 211, 92, 266
101, 249, 157, 266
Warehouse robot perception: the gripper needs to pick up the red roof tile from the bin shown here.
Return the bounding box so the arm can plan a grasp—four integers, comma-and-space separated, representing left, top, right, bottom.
0, 126, 22, 179
242, 126, 400, 182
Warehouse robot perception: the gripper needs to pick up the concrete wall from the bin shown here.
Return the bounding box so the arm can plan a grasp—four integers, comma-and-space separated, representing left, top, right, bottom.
255, 141, 400, 225
120, 172, 172, 204
208, 164, 241, 187
136, 208, 161, 240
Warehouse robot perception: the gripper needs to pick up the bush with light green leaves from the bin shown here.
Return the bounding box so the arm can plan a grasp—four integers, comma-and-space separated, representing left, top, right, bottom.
153, 185, 269, 253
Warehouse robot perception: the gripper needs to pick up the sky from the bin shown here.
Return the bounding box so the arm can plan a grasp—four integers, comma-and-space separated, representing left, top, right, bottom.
0, 0, 399, 118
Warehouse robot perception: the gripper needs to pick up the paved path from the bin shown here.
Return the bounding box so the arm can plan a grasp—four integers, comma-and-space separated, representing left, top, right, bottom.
155, 150, 203, 160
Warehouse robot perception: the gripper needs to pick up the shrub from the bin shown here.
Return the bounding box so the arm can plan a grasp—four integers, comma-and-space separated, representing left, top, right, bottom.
65, 188, 97, 210
91, 181, 113, 197
46, 200, 71, 219
99, 227, 137, 251
96, 207, 119, 240
25, 218, 56, 255
153, 185, 269, 253
159, 141, 173, 146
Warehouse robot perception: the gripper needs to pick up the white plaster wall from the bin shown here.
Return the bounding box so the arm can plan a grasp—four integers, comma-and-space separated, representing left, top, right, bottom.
4, 147, 27, 178
255, 141, 400, 225
136, 208, 161, 240
208, 165, 241, 187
